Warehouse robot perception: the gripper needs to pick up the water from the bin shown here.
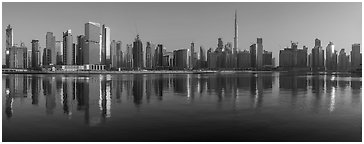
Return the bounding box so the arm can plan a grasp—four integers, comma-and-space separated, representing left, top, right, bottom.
2, 72, 362, 142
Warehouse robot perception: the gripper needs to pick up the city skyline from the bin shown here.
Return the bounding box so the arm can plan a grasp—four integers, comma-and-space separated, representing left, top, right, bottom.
2, 2, 361, 65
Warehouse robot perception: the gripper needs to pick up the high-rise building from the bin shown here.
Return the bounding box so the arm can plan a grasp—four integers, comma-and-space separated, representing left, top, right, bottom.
233, 10, 238, 69
63, 30, 74, 65
263, 50, 272, 66
102, 25, 111, 66
55, 41, 63, 65
31, 40, 40, 68
116, 41, 123, 68
6, 25, 13, 49
46, 32, 56, 65
279, 42, 307, 68
155, 44, 164, 69
126, 44, 133, 69
5, 25, 13, 67
237, 50, 250, 69
207, 48, 217, 69
190, 42, 195, 69
76, 35, 85, 65
311, 38, 325, 71
198, 46, 206, 69
173, 49, 189, 70
145, 41, 153, 69
233, 10, 238, 54
351, 43, 361, 70
84, 22, 101, 64
325, 42, 335, 71
132, 35, 143, 69
8, 43, 27, 69
250, 43, 256, 68
256, 38, 263, 69
338, 49, 349, 71
110, 40, 117, 69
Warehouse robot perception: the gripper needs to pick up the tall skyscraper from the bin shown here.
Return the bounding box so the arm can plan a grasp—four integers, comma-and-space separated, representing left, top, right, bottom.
338, 49, 349, 71
256, 38, 263, 69
145, 41, 153, 69
55, 41, 63, 65
155, 44, 164, 68
116, 41, 123, 68
5, 25, 14, 67
262, 50, 272, 66
351, 43, 361, 70
233, 10, 238, 54
63, 30, 74, 65
45, 32, 56, 65
8, 43, 27, 69
126, 44, 133, 69
250, 43, 256, 68
84, 22, 101, 64
190, 42, 195, 69
325, 42, 335, 71
110, 40, 117, 69
311, 38, 325, 71
102, 25, 111, 66
6, 24, 13, 49
76, 35, 85, 65
31, 40, 40, 69
132, 35, 143, 69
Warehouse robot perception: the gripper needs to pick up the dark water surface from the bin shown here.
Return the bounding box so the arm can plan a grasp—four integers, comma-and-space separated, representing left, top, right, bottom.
2, 72, 362, 142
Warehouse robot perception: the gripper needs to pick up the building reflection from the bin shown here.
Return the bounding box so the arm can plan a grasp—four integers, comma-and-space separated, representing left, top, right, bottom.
3, 73, 361, 125
42, 76, 57, 115
132, 74, 144, 107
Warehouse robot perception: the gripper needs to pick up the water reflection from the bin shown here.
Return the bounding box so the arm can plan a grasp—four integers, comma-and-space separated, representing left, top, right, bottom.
3, 73, 361, 125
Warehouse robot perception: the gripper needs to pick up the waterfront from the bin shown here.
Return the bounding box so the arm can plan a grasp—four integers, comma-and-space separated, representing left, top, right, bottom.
2, 72, 362, 142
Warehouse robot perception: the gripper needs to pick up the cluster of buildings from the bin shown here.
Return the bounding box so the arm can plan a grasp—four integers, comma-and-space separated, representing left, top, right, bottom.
3, 10, 361, 72
279, 38, 362, 72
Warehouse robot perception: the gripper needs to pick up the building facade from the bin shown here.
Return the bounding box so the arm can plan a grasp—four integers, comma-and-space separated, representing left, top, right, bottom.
63, 30, 74, 65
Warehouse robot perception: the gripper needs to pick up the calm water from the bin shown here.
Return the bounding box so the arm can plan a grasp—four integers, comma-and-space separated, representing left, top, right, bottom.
2, 72, 362, 142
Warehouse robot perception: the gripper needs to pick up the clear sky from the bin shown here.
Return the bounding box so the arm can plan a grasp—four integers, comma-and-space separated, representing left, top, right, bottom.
2, 2, 362, 64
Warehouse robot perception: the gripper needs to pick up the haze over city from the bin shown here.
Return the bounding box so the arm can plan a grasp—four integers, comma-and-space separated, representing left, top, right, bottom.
2, 2, 362, 64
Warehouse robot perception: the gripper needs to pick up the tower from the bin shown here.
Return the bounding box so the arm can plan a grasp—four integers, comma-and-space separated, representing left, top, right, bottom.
234, 10, 238, 53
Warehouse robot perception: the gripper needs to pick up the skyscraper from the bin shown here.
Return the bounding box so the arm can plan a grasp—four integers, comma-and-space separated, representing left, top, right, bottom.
110, 40, 117, 69
325, 41, 335, 71
145, 41, 153, 69
250, 43, 256, 68
256, 38, 263, 69
351, 43, 361, 70
155, 44, 164, 69
126, 44, 133, 69
338, 48, 349, 71
311, 38, 325, 71
233, 10, 238, 54
76, 35, 85, 65
46, 32, 56, 65
84, 22, 101, 65
190, 42, 195, 69
116, 41, 123, 68
102, 25, 111, 66
63, 30, 74, 65
55, 41, 63, 65
8, 43, 27, 69
173, 49, 189, 70
6, 25, 13, 49
5, 25, 13, 67
133, 35, 143, 70
31, 40, 40, 68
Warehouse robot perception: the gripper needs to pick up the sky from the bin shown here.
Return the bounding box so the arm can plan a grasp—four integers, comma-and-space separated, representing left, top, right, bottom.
2, 2, 362, 64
